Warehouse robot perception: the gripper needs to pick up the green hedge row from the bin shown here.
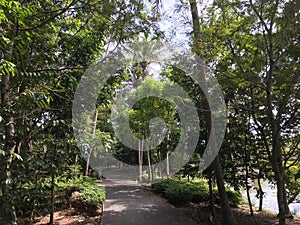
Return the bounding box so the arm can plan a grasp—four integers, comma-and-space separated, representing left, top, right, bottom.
151, 178, 242, 207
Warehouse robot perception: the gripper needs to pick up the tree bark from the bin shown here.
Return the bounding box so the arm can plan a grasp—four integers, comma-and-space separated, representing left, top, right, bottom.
244, 128, 253, 216
273, 163, 286, 225
213, 156, 237, 225
0, 39, 17, 225
139, 139, 144, 182
245, 166, 253, 216
188, 1, 237, 224
166, 153, 170, 178
166, 132, 170, 178
85, 110, 98, 176
49, 167, 55, 225
147, 150, 152, 182
257, 169, 264, 211
283, 180, 293, 218
208, 175, 217, 222
266, 40, 289, 225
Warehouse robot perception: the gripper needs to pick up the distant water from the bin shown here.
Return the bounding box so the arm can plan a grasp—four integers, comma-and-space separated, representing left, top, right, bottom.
241, 180, 300, 217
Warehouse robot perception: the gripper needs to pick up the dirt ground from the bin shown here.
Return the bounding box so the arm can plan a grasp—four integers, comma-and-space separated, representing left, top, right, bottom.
17, 202, 300, 225
17, 207, 102, 225
183, 203, 300, 225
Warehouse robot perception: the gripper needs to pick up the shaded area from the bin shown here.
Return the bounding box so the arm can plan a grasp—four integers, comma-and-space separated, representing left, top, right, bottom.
101, 176, 198, 225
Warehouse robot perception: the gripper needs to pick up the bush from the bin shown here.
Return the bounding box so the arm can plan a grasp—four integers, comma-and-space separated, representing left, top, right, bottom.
151, 177, 242, 207
152, 179, 180, 197
57, 174, 106, 214
165, 183, 193, 206
188, 182, 210, 203
226, 190, 242, 208
13, 177, 51, 217
78, 185, 106, 208
152, 178, 210, 205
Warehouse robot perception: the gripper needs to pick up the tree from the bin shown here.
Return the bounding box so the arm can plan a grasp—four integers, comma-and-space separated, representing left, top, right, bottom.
196, 1, 300, 224
0, 0, 160, 223
127, 77, 180, 182
187, 1, 238, 224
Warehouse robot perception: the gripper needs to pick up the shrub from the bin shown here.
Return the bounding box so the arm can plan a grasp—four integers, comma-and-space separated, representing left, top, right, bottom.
152, 178, 210, 205
151, 179, 178, 197
165, 183, 193, 206
78, 185, 106, 208
151, 177, 242, 207
58, 175, 105, 216
226, 190, 242, 208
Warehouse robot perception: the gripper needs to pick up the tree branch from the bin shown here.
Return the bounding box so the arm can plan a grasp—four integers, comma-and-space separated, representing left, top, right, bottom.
28, 66, 87, 73
20, 0, 77, 31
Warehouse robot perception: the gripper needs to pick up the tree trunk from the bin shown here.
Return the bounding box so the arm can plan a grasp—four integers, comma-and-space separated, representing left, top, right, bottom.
158, 150, 163, 179
245, 164, 254, 216
166, 152, 170, 178
264, 12, 292, 222
244, 129, 253, 216
139, 139, 144, 182
85, 152, 91, 176
166, 133, 170, 178
147, 150, 152, 182
208, 175, 217, 223
85, 110, 98, 176
0, 40, 17, 225
257, 169, 264, 211
283, 179, 293, 218
150, 150, 155, 180
277, 176, 286, 225
213, 156, 237, 225
270, 155, 286, 225
188, 1, 237, 224
74, 154, 79, 165
49, 170, 55, 225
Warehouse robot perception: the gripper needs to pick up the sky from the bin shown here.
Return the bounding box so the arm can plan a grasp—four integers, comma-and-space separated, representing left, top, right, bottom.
157, 0, 214, 46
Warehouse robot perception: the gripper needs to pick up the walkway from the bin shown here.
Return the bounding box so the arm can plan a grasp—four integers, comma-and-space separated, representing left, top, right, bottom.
100, 172, 198, 225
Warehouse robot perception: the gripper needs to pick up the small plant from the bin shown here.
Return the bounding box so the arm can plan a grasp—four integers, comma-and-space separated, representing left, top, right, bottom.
79, 185, 106, 207
57, 174, 105, 215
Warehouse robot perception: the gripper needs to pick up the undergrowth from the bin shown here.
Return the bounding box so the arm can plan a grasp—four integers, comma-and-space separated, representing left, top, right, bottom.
151, 177, 242, 207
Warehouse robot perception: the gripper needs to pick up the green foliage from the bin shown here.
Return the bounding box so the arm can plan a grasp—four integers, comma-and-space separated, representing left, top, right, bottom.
78, 185, 106, 208
152, 177, 242, 207
285, 162, 300, 203
197, 1, 299, 217
112, 75, 181, 168
9, 163, 105, 219
224, 189, 242, 208
56, 173, 105, 216
56, 171, 99, 193
165, 183, 193, 206
0, 0, 159, 223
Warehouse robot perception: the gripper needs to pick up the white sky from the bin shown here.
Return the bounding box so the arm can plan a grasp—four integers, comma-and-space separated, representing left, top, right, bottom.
157, 0, 214, 46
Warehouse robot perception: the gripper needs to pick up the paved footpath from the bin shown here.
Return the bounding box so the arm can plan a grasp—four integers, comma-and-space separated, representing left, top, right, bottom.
100, 173, 198, 225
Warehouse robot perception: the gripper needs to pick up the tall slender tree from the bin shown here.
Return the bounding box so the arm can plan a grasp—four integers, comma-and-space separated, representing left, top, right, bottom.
196, 1, 300, 224
188, 1, 237, 224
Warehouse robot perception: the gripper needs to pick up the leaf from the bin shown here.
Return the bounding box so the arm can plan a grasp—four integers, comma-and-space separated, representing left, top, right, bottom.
0, 59, 16, 76
0, 149, 5, 156
13, 153, 23, 161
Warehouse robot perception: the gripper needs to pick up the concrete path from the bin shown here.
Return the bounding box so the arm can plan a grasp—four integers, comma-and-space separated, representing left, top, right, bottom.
100, 173, 198, 225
